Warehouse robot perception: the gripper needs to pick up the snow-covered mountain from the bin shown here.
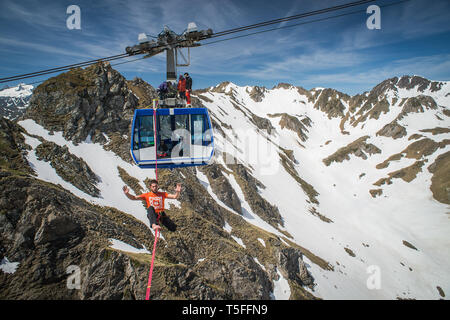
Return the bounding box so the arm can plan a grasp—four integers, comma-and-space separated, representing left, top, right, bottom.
196, 77, 450, 299
0, 63, 448, 300
0, 84, 33, 120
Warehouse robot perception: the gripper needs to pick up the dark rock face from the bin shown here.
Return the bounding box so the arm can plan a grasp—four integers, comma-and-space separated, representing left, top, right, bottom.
250, 113, 275, 135
194, 255, 273, 299
228, 162, 284, 229
377, 121, 407, 139
126, 77, 158, 107
269, 113, 310, 142
199, 165, 242, 214
277, 247, 314, 287
0, 117, 33, 175
313, 89, 349, 119
323, 136, 382, 166
427, 151, 450, 205
371, 77, 398, 97
396, 75, 443, 93
0, 174, 234, 300
397, 95, 438, 120
23, 62, 138, 145
248, 86, 266, 102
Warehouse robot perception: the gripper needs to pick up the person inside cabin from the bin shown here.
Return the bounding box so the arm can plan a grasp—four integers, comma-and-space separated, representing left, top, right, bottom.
184, 73, 192, 106
157, 140, 169, 158
123, 180, 181, 232
177, 75, 186, 101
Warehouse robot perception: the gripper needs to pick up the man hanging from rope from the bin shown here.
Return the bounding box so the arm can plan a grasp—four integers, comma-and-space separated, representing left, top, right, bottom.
123, 180, 182, 232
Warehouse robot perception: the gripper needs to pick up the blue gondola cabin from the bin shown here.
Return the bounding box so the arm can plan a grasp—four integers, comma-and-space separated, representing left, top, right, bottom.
131, 108, 215, 169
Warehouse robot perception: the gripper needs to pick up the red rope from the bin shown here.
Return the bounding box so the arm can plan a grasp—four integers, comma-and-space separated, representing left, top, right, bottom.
145, 227, 160, 300
146, 101, 160, 300
153, 105, 158, 181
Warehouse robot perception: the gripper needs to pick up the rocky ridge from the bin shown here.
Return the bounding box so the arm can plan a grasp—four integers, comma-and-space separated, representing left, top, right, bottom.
1, 65, 449, 300
0, 64, 317, 300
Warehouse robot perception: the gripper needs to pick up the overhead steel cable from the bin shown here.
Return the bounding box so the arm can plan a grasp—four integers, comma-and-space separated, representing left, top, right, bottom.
208, 0, 377, 38
17, 0, 406, 87
5, 56, 148, 87
203, 0, 411, 46
0, 52, 134, 83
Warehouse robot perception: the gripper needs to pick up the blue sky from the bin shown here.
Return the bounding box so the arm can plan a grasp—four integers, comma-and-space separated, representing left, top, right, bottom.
1, 0, 450, 95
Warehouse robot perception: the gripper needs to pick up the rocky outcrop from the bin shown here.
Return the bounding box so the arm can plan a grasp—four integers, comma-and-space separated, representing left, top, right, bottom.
374, 160, 426, 186
249, 112, 275, 135
323, 136, 381, 166
371, 77, 398, 97
0, 117, 33, 175
228, 161, 285, 229
35, 141, 100, 197
248, 86, 266, 102
23, 62, 138, 145
210, 81, 232, 94
126, 77, 158, 107
396, 75, 444, 93
268, 113, 310, 142
273, 83, 294, 90
377, 138, 450, 171
427, 151, 450, 205
397, 95, 438, 120
313, 89, 349, 119
0, 175, 146, 299
377, 121, 407, 139
198, 164, 243, 215
277, 247, 314, 287
351, 98, 390, 127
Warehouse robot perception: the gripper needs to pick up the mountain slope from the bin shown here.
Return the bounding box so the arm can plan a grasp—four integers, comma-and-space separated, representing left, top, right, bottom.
1, 63, 449, 300
195, 76, 450, 299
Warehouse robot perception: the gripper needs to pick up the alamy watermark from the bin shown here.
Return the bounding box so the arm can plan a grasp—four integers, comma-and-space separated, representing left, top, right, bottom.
66, 265, 81, 290
366, 5, 381, 30
366, 265, 381, 290
163, 127, 281, 176
66, 5, 81, 30
65, 5, 380, 32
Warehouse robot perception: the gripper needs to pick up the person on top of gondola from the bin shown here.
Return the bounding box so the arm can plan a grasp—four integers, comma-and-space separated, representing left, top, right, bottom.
157, 81, 168, 100
167, 81, 177, 99
184, 73, 192, 106
177, 75, 186, 101
123, 180, 181, 232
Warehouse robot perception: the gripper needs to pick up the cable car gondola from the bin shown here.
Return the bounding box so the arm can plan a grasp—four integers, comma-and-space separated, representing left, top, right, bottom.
127, 24, 215, 169
130, 107, 214, 169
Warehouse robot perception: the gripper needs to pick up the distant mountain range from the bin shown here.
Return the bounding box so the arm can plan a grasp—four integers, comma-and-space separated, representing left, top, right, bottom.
0, 84, 34, 120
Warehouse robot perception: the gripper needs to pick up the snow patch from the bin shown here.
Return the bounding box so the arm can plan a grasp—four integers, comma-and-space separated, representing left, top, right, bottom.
231, 235, 246, 248
109, 239, 151, 255
0, 257, 20, 274
271, 269, 291, 300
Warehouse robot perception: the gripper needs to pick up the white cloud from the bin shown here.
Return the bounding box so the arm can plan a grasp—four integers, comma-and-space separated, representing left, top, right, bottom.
0, 0, 66, 30
0, 37, 92, 59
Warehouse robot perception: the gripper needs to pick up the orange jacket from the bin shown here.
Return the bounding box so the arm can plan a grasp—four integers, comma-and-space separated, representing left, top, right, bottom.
137, 191, 168, 213
177, 78, 186, 92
